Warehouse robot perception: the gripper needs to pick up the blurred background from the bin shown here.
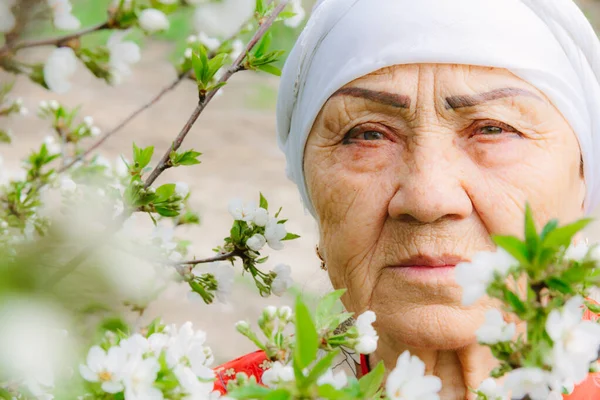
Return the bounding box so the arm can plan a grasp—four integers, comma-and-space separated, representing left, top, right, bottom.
1, 0, 600, 366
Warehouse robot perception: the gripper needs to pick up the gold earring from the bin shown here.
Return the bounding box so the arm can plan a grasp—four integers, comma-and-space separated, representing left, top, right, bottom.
316, 245, 327, 271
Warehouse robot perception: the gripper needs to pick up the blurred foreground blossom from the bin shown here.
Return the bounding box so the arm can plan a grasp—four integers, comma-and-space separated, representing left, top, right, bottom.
385, 351, 442, 400
107, 30, 141, 85
0, 296, 74, 397
193, 0, 254, 38
47, 0, 81, 30
454, 248, 517, 305
44, 47, 78, 94
139, 8, 170, 33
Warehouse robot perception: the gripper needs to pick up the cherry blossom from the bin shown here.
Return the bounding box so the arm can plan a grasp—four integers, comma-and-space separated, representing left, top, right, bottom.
199, 32, 222, 52
385, 351, 442, 400
165, 322, 215, 380
503, 368, 551, 400
264, 217, 287, 250
317, 368, 348, 389
228, 198, 257, 221
47, 0, 81, 30
43, 47, 78, 94
284, 0, 306, 28
246, 233, 266, 251
79, 345, 127, 393
270, 263, 293, 296
192, 262, 235, 303
546, 295, 600, 384
476, 308, 516, 345
122, 356, 163, 400
454, 248, 517, 305
175, 181, 190, 198
173, 364, 217, 399
261, 361, 294, 387
252, 207, 269, 227
139, 8, 170, 33
107, 30, 141, 85
355, 310, 379, 354
193, 0, 254, 38
476, 378, 507, 400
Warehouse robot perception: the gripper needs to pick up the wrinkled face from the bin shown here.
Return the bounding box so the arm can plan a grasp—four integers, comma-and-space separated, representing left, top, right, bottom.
304, 64, 586, 349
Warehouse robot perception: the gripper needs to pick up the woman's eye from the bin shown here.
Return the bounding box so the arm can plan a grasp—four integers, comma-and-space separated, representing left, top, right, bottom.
343, 128, 386, 144
360, 131, 384, 140
472, 121, 520, 138
480, 126, 504, 135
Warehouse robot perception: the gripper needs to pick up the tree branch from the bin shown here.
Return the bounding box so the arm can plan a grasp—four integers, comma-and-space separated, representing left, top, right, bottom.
0, 22, 109, 57
174, 250, 239, 266
143, 0, 289, 188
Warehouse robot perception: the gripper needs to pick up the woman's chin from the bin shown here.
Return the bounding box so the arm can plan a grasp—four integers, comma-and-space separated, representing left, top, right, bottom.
372, 299, 486, 350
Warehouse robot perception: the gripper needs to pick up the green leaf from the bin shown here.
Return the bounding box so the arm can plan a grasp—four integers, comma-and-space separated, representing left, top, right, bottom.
253, 32, 271, 58
192, 46, 209, 85
585, 300, 600, 314
132, 143, 154, 170
540, 219, 559, 241
265, 390, 292, 400
0, 129, 12, 144
304, 350, 339, 387
316, 289, 346, 324
259, 192, 269, 210
230, 220, 243, 243
316, 385, 346, 399
257, 64, 282, 76
545, 277, 574, 294
228, 384, 273, 398
207, 53, 229, 81
492, 235, 529, 265
504, 289, 526, 315
155, 206, 180, 217
294, 297, 319, 370
282, 233, 300, 241
543, 218, 593, 249
359, 361, 385, 398
155, 183, 176, 202
524, 203, 539, 259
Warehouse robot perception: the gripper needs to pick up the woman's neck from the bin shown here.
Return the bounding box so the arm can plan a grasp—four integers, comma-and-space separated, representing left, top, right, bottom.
368, 338, 501, 400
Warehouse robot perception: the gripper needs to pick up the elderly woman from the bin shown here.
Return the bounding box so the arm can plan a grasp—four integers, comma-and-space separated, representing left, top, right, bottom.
215, 0, 600, 398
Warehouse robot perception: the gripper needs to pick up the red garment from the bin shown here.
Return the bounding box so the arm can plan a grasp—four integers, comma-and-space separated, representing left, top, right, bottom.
213, 306, 600, 397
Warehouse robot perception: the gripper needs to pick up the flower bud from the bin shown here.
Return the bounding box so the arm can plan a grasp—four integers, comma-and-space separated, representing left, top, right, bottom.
263, 305, 277, 320
139, 8, 170, 33
278, 306, 293, 322
235, 320, 250, 334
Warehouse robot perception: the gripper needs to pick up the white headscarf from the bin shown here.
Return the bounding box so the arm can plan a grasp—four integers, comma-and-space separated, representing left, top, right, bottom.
276, 0, 600, 216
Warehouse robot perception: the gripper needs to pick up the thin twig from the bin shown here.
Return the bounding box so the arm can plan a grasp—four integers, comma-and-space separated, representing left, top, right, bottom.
58, 72, 188, 173
0, 22, 109, 57
174, 251, 238, 266
143, 0, 289, 188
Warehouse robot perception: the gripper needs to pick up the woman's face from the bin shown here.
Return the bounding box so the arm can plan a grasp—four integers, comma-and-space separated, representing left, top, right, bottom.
304, 64, 586, 349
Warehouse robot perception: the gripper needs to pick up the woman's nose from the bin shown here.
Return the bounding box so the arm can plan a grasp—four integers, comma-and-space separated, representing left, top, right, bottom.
387, 141, 473, 224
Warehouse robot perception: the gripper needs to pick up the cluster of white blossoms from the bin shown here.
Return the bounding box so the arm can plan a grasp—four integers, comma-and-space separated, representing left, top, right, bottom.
228, 199, 288, 251
385, 351, 442, 400
190, 262, 236, 303
43, 29, 141, 93
454, 248, 518, 306
458, 245, 600, 400
354, 310, 379, 354
79, 322, 225, 399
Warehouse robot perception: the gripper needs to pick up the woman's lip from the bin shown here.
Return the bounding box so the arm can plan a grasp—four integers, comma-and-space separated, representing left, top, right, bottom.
390, 254, 468, 268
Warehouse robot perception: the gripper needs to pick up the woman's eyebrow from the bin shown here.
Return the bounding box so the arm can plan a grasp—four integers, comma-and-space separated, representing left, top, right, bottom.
445, 87, 543, 109
331, 87, 411, 108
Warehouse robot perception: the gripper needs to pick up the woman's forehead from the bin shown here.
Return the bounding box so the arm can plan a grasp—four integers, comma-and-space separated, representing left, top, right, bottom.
344, 64, 545, 97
